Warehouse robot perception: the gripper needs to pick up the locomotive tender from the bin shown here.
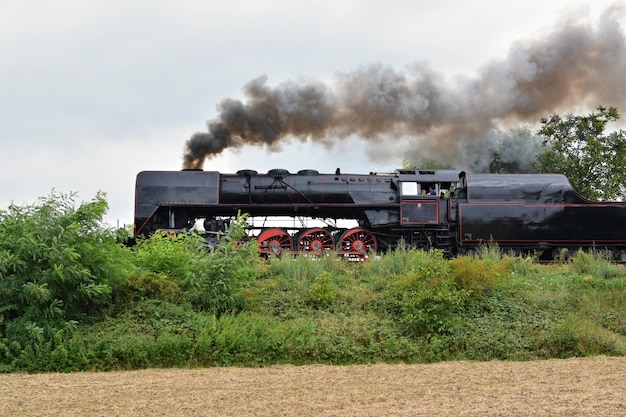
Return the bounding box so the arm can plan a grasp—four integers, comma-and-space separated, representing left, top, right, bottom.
134, 168, 626, 258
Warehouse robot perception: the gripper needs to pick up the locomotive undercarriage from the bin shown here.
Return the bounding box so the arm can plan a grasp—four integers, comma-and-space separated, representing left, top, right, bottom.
200, 218, 377, 259
200, 214, 455, 259
395, 227, 454, 253
253, 226, 379, 260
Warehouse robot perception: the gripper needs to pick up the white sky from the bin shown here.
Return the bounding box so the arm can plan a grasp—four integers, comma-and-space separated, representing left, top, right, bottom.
1, 0, 624, 227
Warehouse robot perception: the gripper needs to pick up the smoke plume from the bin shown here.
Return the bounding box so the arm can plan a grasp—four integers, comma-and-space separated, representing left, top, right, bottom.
183, 5, 626, 170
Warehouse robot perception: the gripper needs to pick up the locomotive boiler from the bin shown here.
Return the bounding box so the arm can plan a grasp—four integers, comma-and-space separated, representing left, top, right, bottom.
134, 168, 626, 259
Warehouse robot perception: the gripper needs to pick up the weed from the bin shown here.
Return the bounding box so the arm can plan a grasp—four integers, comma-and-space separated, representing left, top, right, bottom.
308, 271, 338, 308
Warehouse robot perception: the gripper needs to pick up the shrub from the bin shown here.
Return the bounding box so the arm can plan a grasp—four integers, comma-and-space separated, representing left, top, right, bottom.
388, 274, 468, 338
267, 253, 326, 282
132, 231, 205, 280
129, 213, 262, 314
308, 271, 337, 308
569, 249, 623, 279
539, 314, 626, 357
367, 242, 440, 279
474, 242, 502, 262
121, 273, 184, 303
449, 256, 505, 295
499, 254, 537, 276
182, 214, 262, 314
0, 192, 132, 345
382, 251, 467, 338
129, 231, 205, 304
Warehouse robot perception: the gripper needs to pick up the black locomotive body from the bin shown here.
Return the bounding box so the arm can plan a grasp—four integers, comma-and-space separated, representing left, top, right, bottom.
134, 168, 626, 258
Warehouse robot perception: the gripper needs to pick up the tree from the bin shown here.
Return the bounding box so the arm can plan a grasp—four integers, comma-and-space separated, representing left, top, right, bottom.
533, 106, 626, 201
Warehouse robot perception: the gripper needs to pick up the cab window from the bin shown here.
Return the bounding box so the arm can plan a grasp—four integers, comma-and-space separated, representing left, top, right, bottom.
400, 182, 419, 196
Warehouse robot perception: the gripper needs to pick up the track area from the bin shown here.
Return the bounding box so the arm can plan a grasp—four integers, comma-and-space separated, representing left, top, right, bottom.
2, 356, 624, 416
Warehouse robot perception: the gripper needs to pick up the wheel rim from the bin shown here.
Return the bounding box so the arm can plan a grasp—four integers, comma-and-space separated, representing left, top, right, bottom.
338, 228, 377, 258
257, 228, 292, 256
297, 228, 334, 253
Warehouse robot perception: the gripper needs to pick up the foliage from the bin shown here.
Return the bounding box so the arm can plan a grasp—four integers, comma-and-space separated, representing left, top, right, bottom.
3, 244, 626, 371
498, 254, 537, 276
114, 224, 134, 245
567, 249, 623, 279
473, 241, 503, 262
120, 231, 203, 306
307, 271, 338, 308
381, 250, 468, 338
1, 191, 625, 371
181, 214, 262, 314
533, 106, 626, 200
449, 256, 505, 295
133, 231, 205, 280
367, 242, 441, 283
386, 274, 468, 338
129, 213, 262, 315
121, 273, 184, 304
0, 191, 132, 346
538, 314, 626, 358
449, 292, 543, 361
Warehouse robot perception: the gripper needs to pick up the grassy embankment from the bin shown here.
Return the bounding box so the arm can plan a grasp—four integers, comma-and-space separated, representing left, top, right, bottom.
10, 243, 625, 372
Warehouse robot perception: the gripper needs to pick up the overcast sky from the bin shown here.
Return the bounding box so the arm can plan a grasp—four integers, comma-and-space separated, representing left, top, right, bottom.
1, 0, 625, 228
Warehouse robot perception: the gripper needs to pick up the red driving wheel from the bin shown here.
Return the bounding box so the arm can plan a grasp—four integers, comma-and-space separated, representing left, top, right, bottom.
297, 228, 334, 254
338, 228, 377, 259
257, 228, 293, 256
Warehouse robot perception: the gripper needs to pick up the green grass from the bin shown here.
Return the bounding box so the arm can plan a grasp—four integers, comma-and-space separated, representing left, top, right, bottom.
3, 246, 625, 372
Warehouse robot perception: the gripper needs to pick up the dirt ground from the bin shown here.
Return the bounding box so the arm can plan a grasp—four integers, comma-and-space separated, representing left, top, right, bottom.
1, 356, 624, 417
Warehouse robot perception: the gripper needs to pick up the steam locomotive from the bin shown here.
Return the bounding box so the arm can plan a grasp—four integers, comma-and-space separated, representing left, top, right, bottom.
134, 168, 626, 259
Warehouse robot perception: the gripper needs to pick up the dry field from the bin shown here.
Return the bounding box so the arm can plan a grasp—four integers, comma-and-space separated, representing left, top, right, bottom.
1, 356, 625, 416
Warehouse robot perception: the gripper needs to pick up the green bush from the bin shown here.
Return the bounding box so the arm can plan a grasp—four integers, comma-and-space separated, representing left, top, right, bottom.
474, 242, 503, 262
499, 254, 537, 276
308, 271, 338, 308
539, 314, 626, 358
267, 252, 326, 282
132, 231, 205, 280
82, 301, 317, 369
10, 325, 92, 372
0, 192, 132, 346
367, 242, 438, 280
121, 273, 184, 303
128, 230, 203, 304
449, 256, 505, 295
182, 214, 262, 314
568, 249, 623, 279
128, 213, 262, 314
381, 250, 468, 338
388, 275, 468, 338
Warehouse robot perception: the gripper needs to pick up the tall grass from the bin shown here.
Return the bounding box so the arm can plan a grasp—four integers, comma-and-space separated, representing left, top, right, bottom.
3, 245, 626, 372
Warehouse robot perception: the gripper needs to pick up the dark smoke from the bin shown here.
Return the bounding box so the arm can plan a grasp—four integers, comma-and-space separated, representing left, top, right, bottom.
183, 5, 626, 169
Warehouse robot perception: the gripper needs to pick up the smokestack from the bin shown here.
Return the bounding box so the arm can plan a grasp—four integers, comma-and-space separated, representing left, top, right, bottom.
183, 5, 626, 169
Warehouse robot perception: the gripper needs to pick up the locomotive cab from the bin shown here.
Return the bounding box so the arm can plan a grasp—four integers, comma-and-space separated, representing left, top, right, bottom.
395, 169, 458, 225
396, 169, 458, 198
